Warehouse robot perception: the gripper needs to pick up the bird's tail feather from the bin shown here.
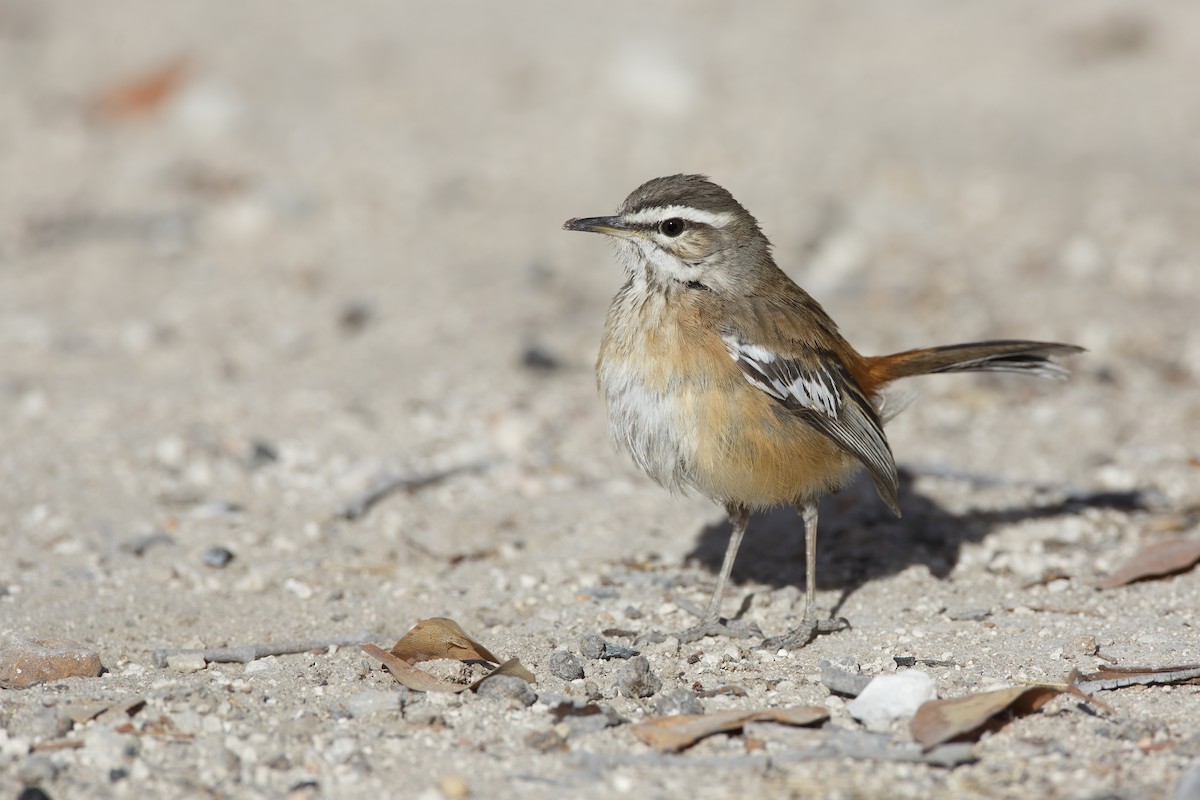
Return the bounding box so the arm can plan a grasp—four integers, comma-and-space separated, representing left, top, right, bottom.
867, 340, 1084, 384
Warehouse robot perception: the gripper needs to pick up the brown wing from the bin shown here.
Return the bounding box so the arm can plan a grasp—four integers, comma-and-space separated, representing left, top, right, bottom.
719, 317, 900, 515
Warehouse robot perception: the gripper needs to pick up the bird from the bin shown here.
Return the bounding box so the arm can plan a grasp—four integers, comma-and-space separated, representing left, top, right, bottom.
563, 174, 1083, 649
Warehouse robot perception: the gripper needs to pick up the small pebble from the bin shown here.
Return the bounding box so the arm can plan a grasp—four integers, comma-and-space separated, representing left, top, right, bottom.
552, 702, 623, 737
127, 531, 176, 556
25, 707, 73, 742
201, 546, 235, 568
615, 655, 661, 699
819, 658, 871, 698
525, 729, 567, 752
166, 653, 208, 673
244, 657, 279, 674
16, 754, 60, 785
547, 650, 585, 681
283, 579, 314, 600
438, 774, 469, 799
0, 632, 103, 689
846, 670, 935, 732
247, 439, 278, 466
946, 608, 992, 622
476, 675, 536, 707
579, 634, 605, 660
603, 642, 639, 660
520, 346, 560, 371
403, 706, 444, 726
653, 687, 704, 716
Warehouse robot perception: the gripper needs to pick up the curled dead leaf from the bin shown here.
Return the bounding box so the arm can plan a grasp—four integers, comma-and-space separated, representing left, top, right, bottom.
1096, 538, 1200, 588
910, 686, 1063, 749
632, 706, 829, 752
391, 617, 501, 665
364, 644, 472, 693
364, 645, 535, 694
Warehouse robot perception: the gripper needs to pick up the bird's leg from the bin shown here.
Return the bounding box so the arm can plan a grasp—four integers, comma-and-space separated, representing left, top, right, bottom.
761, 501, 848, 651
678, 504, 758, 642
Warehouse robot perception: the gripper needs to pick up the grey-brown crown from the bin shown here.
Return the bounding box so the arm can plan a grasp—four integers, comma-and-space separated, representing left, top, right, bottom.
618, 174, 755, 222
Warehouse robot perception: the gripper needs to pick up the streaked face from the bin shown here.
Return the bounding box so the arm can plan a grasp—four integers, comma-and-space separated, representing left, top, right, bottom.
564, 174, 772, 294
566, 204, 751, 293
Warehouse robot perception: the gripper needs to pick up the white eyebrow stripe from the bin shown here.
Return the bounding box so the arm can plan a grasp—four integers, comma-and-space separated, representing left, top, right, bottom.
623, 206, 735, 229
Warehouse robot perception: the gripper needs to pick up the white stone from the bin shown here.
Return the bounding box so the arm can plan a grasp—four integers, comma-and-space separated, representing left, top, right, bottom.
846, 670, 936, 732
166, 653, 208, 673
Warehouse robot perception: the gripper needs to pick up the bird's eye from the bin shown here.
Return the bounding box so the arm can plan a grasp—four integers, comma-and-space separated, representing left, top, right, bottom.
659, 218, 685, 237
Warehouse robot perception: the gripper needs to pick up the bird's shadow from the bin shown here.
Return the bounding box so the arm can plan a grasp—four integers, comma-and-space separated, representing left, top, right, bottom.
684, 468, 1145, 612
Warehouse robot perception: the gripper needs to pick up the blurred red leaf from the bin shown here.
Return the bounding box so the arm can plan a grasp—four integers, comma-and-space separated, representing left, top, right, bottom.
92, 57, 189, 119
911, 686, 1063, 748
632, 706, 828, 752
1096, 538, 1200, 588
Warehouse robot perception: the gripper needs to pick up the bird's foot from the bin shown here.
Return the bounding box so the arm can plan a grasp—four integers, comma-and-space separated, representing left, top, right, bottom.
760, 616, 849, 651
677, 617, 761, 644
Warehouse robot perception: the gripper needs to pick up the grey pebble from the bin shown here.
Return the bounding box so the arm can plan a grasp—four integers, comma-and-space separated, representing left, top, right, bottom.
653, 687, 704, 716
126, 531, 175, 556
581, 634, 639, 660
16, 754, 61, 786
402, 705, 444, 726
26, 707, 73, 741
551, 701, 624, 737
945, 607, 992, 622
580, 634, 605, 659
525, 728, 567, 751
547, 649, 585, 681
819, 658, 871, 698
603, 642, 639, 660
201, 546, 235, 568
615, 655, 661, 699
476, 674, 536, 707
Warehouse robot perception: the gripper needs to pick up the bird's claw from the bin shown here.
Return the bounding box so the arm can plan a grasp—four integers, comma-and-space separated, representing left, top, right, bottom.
760, 616, 849, 651
677, 618, 761, 643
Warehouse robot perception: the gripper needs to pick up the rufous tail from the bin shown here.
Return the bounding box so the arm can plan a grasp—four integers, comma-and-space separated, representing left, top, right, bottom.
866, 340, 1084, 386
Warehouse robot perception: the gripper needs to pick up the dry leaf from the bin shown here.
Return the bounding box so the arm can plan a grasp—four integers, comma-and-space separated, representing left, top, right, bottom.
60, 698, 146, 726
469, 659, 537, 691
365, 644, 472, 693
632, 706, 829, 752
61, 702, 116, 725
92, 58, 190, 119
364, 645, 534, 694
391, 617, 501, 665
1096, 538, 1200, 588
911, 686, 1063, 748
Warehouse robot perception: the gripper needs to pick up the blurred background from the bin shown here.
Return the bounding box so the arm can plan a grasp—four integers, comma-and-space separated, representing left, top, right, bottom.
2, 0, 1198, 632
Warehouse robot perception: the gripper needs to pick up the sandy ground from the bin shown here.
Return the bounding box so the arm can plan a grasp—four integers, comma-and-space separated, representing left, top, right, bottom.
2, 1, 1199, 797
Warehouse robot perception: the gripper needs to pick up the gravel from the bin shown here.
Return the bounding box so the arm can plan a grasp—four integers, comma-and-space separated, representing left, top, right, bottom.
1, 2, 1197, 798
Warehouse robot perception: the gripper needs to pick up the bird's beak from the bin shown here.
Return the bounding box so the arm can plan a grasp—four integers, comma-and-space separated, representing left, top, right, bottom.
563, 216, 631, 237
